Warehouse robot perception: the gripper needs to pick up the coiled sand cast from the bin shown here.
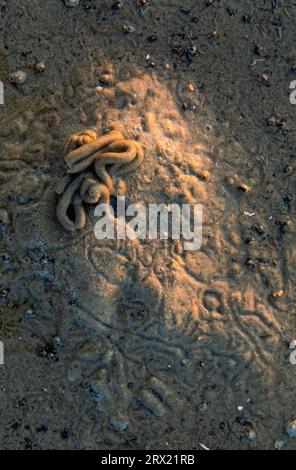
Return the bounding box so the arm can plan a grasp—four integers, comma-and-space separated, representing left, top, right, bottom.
56, 130, 144, 232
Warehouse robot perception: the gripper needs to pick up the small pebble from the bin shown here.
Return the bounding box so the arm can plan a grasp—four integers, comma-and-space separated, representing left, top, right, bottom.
188, 83, 194, 92
25, 308, 34, 317
198, 442, 210, 451
112, 0, 124, 8
64, 0, 79, 6
10, 70, 27, 85
35, 61, 46, 73
100, 73, 113, 85
53, 336, 63, 348
0, 209, 9, 224
198, 403, 208, 413
111, 415, 128, 432
286, 419, 296, 438
260, 73, 269, 82
0, 288, 9, 300
208, 30, 219, 39
187, 44, 197, 56
274, 440, 285, 449
123, 24, 135, 33
238, 183, 251, 193
271, 289, 284, 298
267, 114, 277, 126
147, 34, 158, 42
267, 114, 287, 129
247, 430, 256, 440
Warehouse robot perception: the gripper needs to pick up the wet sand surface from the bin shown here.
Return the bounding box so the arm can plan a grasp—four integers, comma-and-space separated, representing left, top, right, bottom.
0, 0, 296, 450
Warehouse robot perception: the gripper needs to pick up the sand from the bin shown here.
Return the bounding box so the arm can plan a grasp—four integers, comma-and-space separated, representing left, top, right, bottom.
0, 0, 296, 450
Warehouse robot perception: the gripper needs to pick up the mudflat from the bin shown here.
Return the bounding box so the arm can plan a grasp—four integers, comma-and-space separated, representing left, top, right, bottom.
0, 0, 295, 450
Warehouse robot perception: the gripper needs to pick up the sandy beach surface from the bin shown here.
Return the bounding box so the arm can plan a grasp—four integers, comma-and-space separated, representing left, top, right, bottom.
0, 0, 296, 450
